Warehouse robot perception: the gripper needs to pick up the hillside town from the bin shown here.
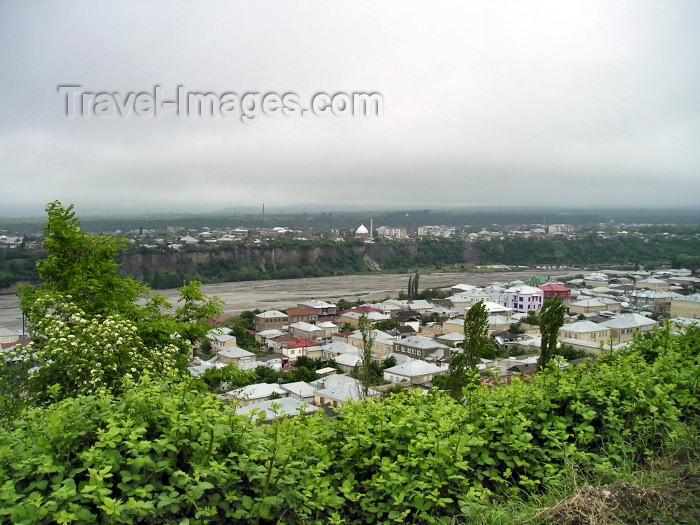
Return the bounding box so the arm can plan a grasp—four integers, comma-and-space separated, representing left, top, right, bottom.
1, 219, 692, 252
96, 267, 700, 420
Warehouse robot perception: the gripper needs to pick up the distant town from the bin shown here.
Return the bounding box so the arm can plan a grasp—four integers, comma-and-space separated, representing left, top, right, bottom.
4, 257, 696, 419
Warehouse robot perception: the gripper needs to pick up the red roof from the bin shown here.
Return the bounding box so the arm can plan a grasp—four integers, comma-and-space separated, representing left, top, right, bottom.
285, 309, 317, 317
283, 338, 321, 349
539, 283, 571, 292
339, 306, 380, 315
208, 315, 233, 326
1, 338, 30, 351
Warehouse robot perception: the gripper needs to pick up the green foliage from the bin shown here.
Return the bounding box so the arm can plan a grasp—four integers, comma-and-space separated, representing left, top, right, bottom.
6, 202, 223, 411
358, 314, 375, 397
0, 329, 700, 525
171, 281, 226, 349
0, 328, 698, 523
200, 364, 256, 392
235, 310, 259, 331
6, 296, 183, 406
0, 251, 41, 289
410, 271, 420, 299
537, 298, 566, 371
381, 356, 397, 370
336, 298, 366, 311
474, 233, 700, 269
443, 301, 489, 400
522, 310, 540, 326
373, 318, 398, 331
558, 344, 586, 361
462, 301, 490, 371
417, 287, 450, 301
200, 359, 321, 393
19, 202, 146, 319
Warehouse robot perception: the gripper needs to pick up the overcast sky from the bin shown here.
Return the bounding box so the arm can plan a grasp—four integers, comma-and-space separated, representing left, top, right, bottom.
1, 1, 699, 216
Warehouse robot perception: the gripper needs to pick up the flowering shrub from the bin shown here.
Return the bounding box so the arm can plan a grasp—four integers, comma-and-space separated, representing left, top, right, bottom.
11, 296, 182, 404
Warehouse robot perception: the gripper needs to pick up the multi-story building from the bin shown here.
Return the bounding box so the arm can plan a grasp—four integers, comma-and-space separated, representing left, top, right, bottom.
539, 283, 574, 301
628, 290, 674, 317
503, 285, 544, 313
376, 226, 408, 239
670, 294, 700, 319
392, 335, 450, 362
297, 300, 337, 321
599, 314, 657, 343
253, 310, 289, 332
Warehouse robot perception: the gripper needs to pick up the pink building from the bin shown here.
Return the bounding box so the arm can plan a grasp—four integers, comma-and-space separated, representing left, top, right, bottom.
504, 285, 544, 313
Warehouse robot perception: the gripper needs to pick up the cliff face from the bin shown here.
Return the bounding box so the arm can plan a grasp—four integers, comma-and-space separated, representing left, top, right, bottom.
117, 243, 417, 277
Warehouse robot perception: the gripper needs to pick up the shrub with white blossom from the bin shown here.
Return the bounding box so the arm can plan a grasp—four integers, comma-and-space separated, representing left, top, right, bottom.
12, 296, 182, 404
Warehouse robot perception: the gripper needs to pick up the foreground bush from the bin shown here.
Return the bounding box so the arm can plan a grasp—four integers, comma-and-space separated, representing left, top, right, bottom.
0, 327, 698, 524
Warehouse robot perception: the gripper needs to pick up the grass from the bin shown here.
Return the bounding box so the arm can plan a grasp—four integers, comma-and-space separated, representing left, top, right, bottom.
447, 420, 700, 525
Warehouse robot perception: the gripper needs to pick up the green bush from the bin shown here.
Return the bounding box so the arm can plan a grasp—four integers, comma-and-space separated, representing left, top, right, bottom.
0, 327, 698, 524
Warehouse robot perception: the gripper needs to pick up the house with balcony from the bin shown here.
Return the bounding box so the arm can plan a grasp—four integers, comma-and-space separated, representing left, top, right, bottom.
0, 327, 20, 345
285, 309, 318, 324
339, 308, 389, 328
503, 285, 544, 313
635, 277, 669, 292
313, 375, 379, 407
223, 383, 290, 406
559, 320, 611, 352
393, 335, 450, 363
297, 299, 337, 321
281, 338, 322, 361
628, 290, 675, 317
539, 283, 574, 301
569, 297, 621, 316
217, 346, 256, 366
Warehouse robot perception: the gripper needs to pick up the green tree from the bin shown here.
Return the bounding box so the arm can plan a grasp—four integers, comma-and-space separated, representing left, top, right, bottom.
174, 280, 225, 345
9, 296, 182, 405
407, 271, 420, 299
18, 201, 145, 319
442, 300, 489, 399
9, 202, 224, 407
373, 318, 398, 331
463, 300, 489, 370
358, 313, 375, 397
537, 298, 566, 371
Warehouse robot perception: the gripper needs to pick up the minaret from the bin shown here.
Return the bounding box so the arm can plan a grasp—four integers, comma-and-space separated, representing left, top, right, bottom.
370, 217, 373, 237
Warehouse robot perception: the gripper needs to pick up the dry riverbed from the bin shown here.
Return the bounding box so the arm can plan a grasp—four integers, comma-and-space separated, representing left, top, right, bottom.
0, 269, 573, 331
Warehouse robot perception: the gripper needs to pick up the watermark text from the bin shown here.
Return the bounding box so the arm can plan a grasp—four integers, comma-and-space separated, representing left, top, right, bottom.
57, 85, 383, 123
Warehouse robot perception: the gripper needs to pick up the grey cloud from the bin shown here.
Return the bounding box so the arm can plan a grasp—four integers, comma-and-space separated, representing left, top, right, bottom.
1, 1, 699, 216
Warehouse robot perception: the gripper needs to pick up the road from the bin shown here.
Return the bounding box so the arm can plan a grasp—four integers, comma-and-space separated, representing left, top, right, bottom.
0, 269, 572, 332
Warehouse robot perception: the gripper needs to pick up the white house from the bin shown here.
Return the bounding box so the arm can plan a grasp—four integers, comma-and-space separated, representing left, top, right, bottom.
503, 285, 544, 313
383, 359, 447, 386
223, 383, 290, 406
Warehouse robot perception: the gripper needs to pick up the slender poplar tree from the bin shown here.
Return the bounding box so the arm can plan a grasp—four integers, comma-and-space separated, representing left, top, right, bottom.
537, 298, 566, 371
